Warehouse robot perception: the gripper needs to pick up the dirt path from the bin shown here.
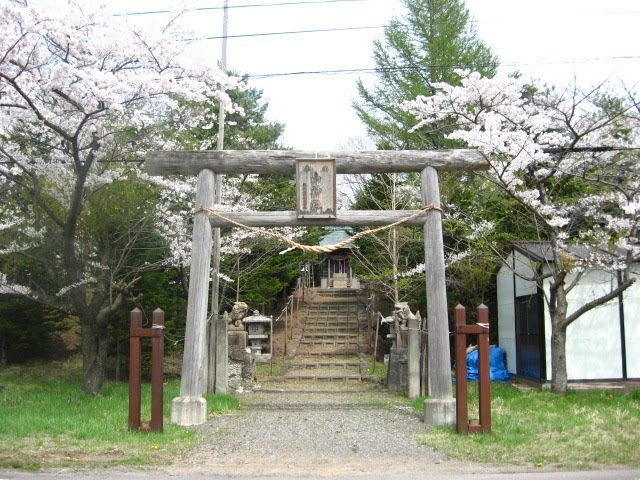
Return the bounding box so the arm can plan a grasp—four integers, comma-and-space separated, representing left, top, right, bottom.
157, 385, 521, 478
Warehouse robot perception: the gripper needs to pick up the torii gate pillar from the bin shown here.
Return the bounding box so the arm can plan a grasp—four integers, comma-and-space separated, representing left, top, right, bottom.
170, 169, 214, 426
422, 167, 455, 425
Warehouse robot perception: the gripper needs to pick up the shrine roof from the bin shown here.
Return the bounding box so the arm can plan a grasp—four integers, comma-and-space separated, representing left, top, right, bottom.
319, 228, 356, 248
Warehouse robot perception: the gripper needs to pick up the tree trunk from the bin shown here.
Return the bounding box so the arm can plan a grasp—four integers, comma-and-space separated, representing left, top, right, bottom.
550, 323, 568, 394
115, 341, 121, 383
0, 333, 7, 366
80, 317, 110, 395
550, 285, 569, 394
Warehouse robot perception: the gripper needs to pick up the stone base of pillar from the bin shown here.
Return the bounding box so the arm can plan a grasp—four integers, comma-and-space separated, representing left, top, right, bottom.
424, 398, 455, 427
171, 396, 207, 426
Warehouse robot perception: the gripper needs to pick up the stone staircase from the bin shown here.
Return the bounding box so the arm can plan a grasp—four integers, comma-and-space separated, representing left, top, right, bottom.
283, 289, 371, 382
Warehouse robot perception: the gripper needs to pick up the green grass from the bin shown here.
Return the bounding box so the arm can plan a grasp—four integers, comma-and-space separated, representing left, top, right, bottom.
256, 358, 285, 378
0, 359, 238, 470
364, 359, 387, 384
414, 383, 640, 468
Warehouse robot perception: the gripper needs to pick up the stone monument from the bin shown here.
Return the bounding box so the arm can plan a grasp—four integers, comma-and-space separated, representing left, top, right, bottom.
387, 302, 417, 393
224, 301, 256, 392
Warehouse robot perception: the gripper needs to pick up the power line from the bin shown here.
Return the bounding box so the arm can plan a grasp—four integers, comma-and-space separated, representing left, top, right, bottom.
199, 24, 383, 40
245, 56, 640, 79
114, 3, 640, 47
113, 0, 367, 16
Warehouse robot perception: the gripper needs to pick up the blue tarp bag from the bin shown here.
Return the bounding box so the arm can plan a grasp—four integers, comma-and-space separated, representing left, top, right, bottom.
466, 346, 510, 382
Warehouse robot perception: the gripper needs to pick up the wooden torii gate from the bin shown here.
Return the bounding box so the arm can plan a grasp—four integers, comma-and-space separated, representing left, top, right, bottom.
145, 149, 488, 426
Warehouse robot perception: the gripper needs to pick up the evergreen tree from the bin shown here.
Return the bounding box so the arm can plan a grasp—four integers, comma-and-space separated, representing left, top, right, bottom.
348, 0, 500, 311
354, 0, 498, 149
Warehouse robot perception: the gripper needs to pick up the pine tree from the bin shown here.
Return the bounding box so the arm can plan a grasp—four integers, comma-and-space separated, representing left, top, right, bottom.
354, 0, 498, 149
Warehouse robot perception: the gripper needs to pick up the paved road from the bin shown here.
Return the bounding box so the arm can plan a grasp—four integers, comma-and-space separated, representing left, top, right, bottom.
1, 468, 640, 480
2, 387, 638, 480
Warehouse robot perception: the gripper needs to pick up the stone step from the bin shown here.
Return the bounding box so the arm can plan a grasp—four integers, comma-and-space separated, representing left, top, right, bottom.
303, 313, 359, 319
304, 306, 359, 311
302, 332, 358, 338
283, 372, 363, 382
287, 360, 363, 369
304, 325, 360, 335
300, 336, 358, 347
282, 292, 369, 386
303, 320, 361, 326
304, 323, 360, 329
296, 352, 361, 362
303, 326, 360, 333
294, 347, 360, 356
314, 289, 363, 297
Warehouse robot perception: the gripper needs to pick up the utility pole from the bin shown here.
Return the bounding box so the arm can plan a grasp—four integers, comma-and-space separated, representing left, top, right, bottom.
208, 0, 229, 394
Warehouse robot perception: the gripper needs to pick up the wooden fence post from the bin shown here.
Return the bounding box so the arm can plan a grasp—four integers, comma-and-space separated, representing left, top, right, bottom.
477, 304, 491, 433
455, 303, 491, 434
129, 308, 165, 433
129, 308, 143, 431
454, 305, 468, 433
150, 308, 165, 432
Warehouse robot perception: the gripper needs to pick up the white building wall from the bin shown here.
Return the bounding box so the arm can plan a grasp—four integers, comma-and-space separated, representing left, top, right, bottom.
513, 250, 538, 297
544, 269, 623, 380
497, 260, 517, 374
623, 270, 640, 378
497, 249, 639, 382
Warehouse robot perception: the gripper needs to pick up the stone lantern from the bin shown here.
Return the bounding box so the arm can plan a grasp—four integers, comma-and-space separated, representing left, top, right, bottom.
243, 310, 271, 357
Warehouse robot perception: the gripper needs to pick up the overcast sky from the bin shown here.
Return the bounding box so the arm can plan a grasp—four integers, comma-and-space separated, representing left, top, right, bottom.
112, 0, 640, 150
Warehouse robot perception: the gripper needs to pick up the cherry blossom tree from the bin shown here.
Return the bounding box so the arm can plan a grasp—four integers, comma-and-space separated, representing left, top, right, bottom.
0, 0, 234, 394
151, 81, 303, 314
404, 72, 639, 393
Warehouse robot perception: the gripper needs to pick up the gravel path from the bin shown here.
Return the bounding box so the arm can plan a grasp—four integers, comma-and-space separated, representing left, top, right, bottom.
181, 386, 454, 476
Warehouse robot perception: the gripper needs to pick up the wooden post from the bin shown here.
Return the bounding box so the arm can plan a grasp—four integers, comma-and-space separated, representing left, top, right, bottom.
284, 306, 288, 356
373, 311, 380, 370
455, 304, 491, 434
214, 313, 227, 393
150, 308, 165, 433
129, 308, 143, 431
420, 314, 429, 397
421, 166, 455, 426
129, 308, 165, 433
211, 171, 228, 394
171, 169, 215, 426
408, 313, 421, 399
477, 304, 491, 433
454, 305, 469, 433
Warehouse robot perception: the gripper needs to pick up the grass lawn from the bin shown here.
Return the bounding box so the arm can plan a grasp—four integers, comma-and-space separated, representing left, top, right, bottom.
415, 382, 640, 468
0, 358, 238, 470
